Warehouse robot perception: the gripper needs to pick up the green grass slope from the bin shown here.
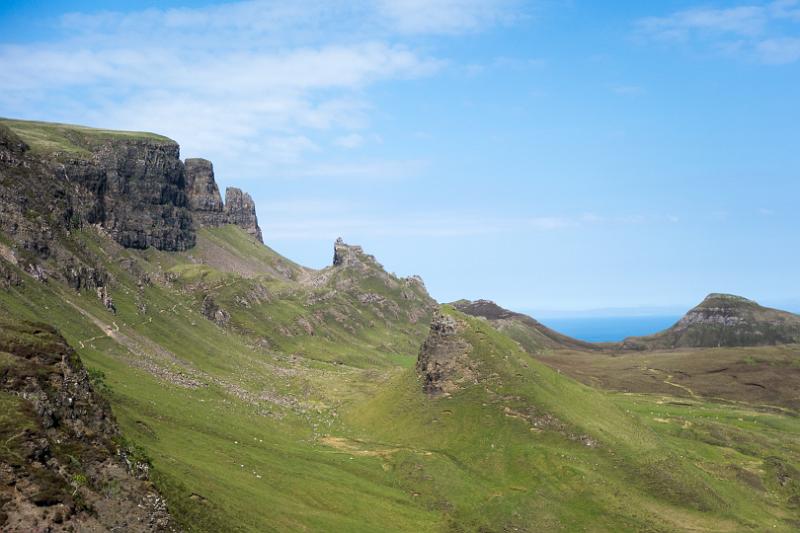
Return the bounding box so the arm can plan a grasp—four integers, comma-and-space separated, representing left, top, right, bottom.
452, 299, 597, 354
345, 307, 800, 531
0, 117, 172, 157
0, 222, 798, 531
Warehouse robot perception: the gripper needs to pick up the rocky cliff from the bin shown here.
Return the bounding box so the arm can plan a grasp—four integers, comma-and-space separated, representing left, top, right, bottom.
0, 118, 264, 259
0, 315, 172, 531
184, 158, 226, 226
224, 187, 263, 243
622, 293, 800, 349
184, 159, 263, 243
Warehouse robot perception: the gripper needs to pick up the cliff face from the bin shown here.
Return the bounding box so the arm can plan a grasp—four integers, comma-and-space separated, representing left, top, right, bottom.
622, 294, 800, 349
0, 121, 193, 253
184, 159, 264, 243
63, 137, 195, 251
0, 119, 264, 259
224, 187, 263, 243
184, 158, 226, 226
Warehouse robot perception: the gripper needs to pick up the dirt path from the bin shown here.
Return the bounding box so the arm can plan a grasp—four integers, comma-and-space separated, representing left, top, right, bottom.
647, 368, 698, 398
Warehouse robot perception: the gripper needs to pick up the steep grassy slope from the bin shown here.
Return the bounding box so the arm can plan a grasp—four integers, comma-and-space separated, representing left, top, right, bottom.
1, 228, 799, 530
0, 225, 439, 531
2, 118, 799, 531
452, 299, 597, 353
346, 308, 800, 531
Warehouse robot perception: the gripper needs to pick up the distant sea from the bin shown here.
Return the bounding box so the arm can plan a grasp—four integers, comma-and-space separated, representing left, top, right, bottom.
538, 316, 682, 343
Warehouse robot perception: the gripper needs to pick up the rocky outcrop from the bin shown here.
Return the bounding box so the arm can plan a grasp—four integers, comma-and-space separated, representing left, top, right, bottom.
184, 159, 263, 242
224, 188, 263, 243
201, 294, 230, 327
184, 158, 226, 226
332, 237, 382, 271
416, 312, 478, 396
0, 316, 172, 531
622, 294, 800, 350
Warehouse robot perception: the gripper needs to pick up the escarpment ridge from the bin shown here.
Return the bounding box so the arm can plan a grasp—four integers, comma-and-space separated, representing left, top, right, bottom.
0, 118, 262, 254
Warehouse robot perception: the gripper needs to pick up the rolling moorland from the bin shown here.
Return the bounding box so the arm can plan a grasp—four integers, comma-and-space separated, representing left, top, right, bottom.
0, 117, 799, 532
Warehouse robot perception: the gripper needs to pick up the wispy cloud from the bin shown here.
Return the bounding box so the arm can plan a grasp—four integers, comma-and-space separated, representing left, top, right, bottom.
261, 204, 671, 240
377, 0, 522, 34
333, 133, 366, 149
636, 1, 800, 64
0, 0, 519, 180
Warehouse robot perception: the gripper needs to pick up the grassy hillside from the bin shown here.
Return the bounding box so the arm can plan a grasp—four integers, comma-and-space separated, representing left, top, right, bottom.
623, 294, 800, 349
0, 117, 172, 157
347, 307, 800, 531
0, 224, 798, 531
452, 299, 597, 353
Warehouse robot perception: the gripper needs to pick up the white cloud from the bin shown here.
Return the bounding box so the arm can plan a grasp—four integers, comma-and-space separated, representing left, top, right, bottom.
636, 1, 800, 64
333, 133, 366, 149
260, 204, 666, 240
290, 159, 429, 180
377, 0, 521, 34
756, 36, 800, 62
0, 0, 518, 181
637, 6, 767, 41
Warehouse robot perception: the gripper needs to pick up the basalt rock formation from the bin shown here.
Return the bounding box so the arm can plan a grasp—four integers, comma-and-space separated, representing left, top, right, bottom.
0, 315, 172, 532
416, 312, 478, 396
184, 158, 226, 226
0, 118, 263, 262
224, 187, 263, 243
622, 293, 800, 349
184, 159, 263, 242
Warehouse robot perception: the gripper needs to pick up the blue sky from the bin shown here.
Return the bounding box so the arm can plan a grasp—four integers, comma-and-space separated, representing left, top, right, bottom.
1, 0, 799, 314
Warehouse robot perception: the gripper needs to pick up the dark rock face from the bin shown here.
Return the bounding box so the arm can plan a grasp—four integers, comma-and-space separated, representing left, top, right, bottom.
63, 138, 195, 251
1, 124, 194, 253
0, 316, 172, 531
2, 120, 265, 265
416, 312, 478, 396
622, 294, 800, 349
184, 160, 264, 242
224, 187, 263, 243
185, 158, 226, 226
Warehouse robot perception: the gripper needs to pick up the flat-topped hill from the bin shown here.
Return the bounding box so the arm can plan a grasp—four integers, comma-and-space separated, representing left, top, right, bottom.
622, 293, 800, 349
